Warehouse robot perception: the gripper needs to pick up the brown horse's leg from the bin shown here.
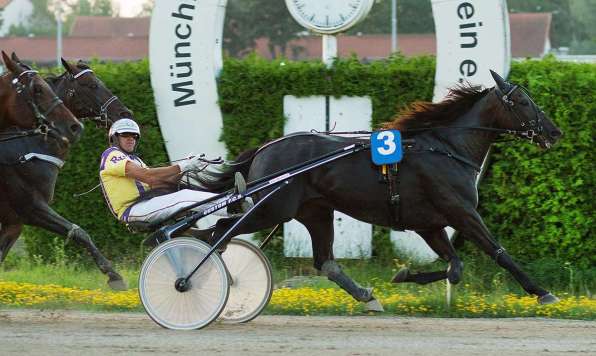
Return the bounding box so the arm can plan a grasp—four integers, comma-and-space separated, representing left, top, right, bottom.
392, 229, 463, 285
296, 203, 381, 309
18, 202, 127, 291
0, 223, 23, 263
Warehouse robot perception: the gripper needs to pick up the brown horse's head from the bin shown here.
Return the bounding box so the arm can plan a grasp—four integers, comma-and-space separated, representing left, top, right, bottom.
1, 51, 83, 145
59, 58, 134, 128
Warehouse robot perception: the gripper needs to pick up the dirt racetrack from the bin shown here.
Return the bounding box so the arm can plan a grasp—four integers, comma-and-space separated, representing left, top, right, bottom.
0, 310, 594, 355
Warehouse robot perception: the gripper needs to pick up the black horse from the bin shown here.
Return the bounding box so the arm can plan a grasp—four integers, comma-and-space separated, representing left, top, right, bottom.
198, 71, 562, 308
0, 53, 132, 290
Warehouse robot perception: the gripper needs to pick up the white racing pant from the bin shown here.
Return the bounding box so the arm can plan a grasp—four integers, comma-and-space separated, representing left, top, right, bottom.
125, 189, 229, 224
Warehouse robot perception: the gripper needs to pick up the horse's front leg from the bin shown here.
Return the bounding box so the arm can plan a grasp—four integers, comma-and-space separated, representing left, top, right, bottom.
450, 207, 558, 304
19, 202, 127, 291
0, 222, 23, 263
0, 202, 23, 263
392, 228, 463, 285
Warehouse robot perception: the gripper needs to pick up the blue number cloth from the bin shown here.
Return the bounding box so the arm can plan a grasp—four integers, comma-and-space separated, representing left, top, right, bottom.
371, 130, 403, 165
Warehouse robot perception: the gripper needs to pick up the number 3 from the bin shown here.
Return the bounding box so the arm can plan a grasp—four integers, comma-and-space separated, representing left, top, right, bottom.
377, 131, 396, 155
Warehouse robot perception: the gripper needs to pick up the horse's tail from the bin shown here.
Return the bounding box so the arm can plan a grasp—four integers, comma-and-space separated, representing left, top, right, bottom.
191, 147, 258, 192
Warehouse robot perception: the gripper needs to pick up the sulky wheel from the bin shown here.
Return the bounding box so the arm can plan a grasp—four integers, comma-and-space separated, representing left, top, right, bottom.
219, 238, 273, 323
139, 238, 229, 330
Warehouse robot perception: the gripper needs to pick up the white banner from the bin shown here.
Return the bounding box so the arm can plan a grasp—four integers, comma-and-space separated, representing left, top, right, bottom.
149, 0, 228, 161
432, 0, 510, 101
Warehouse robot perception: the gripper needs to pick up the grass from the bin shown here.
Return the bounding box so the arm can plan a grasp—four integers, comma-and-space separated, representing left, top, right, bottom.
1, 250, 594, 319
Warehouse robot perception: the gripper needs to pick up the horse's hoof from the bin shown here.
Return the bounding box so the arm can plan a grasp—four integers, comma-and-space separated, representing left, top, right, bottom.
108, 278, 128, 291
365, 298, 384, 312
446, 260, 463, 284
538, 293, 560, 305
391, 268, 410, 283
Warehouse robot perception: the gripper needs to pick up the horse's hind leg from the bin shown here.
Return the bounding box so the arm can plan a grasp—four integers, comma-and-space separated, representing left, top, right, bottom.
0, 223, 23, 263
19, 203, 127, 290
296, 203, 383, 311
392, 228, 463, 285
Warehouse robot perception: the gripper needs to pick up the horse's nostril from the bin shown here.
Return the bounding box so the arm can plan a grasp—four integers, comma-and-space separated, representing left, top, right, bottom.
551, 129, 562, 138
71, 123, 81, 133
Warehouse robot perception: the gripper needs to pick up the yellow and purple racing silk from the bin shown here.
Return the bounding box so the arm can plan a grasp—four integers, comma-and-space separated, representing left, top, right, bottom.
99, 147, 150, 221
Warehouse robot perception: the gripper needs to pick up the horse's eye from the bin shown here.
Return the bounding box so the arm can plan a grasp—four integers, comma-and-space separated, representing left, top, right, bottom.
520, 99, 529, 106
34, 86, 42, 94
90, 83, 98, 89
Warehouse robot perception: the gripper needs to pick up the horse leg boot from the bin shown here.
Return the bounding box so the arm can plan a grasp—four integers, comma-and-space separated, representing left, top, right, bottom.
296, 203, 383, 312
67, 224, 127, 291
452, 208, 557, 304
392, 229, 463, 285
322, 260, 384, 312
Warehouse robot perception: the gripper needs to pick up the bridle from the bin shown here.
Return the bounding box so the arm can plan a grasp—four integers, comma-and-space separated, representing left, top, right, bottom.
0, 70, 65, 143
494, 84, 545, 144
66, 68, 124, 128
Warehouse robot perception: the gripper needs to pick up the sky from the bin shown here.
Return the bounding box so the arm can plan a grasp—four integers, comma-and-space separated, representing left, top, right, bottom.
113, 0, 147, 17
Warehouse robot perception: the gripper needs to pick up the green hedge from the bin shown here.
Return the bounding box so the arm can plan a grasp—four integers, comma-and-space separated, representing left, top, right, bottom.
24, 56, 594, 271
480, 58, 595, 270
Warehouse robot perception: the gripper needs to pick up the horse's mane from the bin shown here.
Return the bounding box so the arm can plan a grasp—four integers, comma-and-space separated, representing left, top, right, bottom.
45, 72, 67, 85
382, 84, 489, 132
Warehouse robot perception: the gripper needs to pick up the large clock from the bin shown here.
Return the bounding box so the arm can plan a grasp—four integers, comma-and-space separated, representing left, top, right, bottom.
285, 0, 374, 35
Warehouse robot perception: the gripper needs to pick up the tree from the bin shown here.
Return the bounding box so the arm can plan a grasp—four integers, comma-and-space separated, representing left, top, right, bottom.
8, 0, 114, 37
136, 0, 154, 17
349, 0, 435, 35
9, 0, 57, 36
508, 0, 575, 48
568, 0, 596, 54
224, 0, 302, 58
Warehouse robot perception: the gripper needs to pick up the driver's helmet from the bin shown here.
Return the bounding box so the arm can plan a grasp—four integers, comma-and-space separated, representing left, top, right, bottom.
108, 118, 140, 148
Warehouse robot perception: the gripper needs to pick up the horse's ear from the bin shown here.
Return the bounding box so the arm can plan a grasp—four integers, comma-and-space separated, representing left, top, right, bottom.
490, 70, 512, 93
2, 50, 21, 74
11, 52, 21, 63
76, 59, 90, 70
61, 57, 76, 75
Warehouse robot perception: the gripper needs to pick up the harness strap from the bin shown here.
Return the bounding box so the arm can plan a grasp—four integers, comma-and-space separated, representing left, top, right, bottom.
19, 153, 65, 168
101, 96, 118, 114
73, 69, 94, 79
426, 147, 481, 172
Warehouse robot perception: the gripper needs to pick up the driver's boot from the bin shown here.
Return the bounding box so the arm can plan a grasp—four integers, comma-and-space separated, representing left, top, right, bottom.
227, 172, 254, 215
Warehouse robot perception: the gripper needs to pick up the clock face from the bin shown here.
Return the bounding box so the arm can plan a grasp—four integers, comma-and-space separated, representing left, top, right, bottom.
286, 0, 371, 34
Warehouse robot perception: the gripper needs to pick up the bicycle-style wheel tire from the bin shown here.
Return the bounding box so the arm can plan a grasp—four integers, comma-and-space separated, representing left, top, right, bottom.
219, 238, 273, 323
139, 238, 229, 330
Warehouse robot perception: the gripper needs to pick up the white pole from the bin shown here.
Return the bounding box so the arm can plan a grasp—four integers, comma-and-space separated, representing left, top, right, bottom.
56, 5, 62, 67
391, 0, 398, 52
322, 34, 338, 68
446, 280, 452, 308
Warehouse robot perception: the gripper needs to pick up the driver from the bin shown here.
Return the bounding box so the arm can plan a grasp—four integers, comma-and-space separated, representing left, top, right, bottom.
99, 118, 248, 226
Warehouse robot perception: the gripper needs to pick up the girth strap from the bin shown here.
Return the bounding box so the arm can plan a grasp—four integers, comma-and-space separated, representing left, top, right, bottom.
19, 153, 64, 168
380, 163, 403, 230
